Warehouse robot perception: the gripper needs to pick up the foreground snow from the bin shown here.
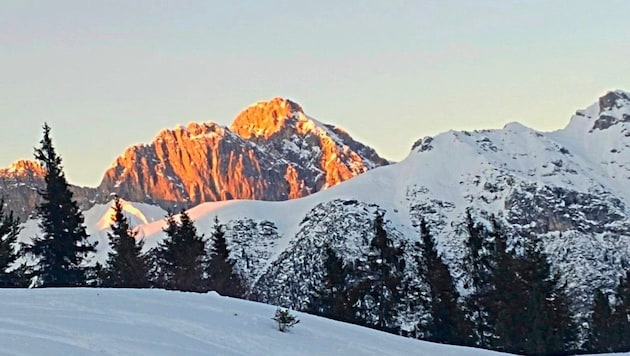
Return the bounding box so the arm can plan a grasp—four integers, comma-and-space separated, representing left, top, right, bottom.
0, 288, 508, 356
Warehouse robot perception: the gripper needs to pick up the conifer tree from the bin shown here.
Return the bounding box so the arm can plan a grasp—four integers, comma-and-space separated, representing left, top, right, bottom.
207, 216, 245, 297
586, 289, 614, 353
154, 210, 208, 292
464, 209, 495, 347
351, 212, 405, 332
26, 123, 96, 287
0, 199, 23, 287
309, 244, 353, 322
103, 196, 149, 288
489, 222, 576, 355
419, 218, 472, 346
609, 271, 630, 352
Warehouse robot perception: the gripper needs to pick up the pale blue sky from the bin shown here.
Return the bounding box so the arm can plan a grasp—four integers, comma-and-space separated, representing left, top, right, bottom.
1, 1, 629, 186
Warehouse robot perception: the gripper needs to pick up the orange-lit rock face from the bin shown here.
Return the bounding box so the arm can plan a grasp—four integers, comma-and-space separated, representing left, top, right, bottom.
100, 98, 388, 210
0, 160, 46, 180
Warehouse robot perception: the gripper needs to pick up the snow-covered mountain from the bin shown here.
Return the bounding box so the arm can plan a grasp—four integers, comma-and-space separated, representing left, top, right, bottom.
0, 288, 510, 356
98, 97, 388, 210
16, 90, 630, 337
0, 97, 387, 219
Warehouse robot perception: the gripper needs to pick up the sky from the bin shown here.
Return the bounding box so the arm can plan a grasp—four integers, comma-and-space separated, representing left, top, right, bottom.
1, 1, 629, 187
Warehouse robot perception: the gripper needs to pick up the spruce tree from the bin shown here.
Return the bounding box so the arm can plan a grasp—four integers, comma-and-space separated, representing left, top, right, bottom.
0, 199, 23, 287
489, 223, 576, 355
154, 210, 208, 292
586, 290, 614, 353
351, 212, 405, 332
419, 218, 472, 346
610, 271, 630, 352
207, 216, 245, 297
103, 196, 149, 288
309, 245, 354, 322
464, 209, 495, 347
26, 123, 96, 287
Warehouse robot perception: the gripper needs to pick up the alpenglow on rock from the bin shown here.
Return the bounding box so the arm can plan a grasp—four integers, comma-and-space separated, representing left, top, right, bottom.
97, 98, 388, 210
0, 160, 98, 221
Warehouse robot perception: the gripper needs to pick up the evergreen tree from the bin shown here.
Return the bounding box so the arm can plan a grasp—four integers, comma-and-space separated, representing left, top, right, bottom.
0, 199, 23, 287
609, 271, 630, 352
26, 123, 96, 287
463, 209, 495, 347
488, 221, 576, 355
102, 196, 149, 288
153, 210, 208, 292
586, 290, 614, 353
418, 218, 472, 346
207, 216, 245, 297
308, 244, 354, 322
351, 212, 405, 332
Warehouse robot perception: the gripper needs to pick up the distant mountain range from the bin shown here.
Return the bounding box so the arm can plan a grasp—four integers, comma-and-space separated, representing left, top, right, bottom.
10, 90, 630, 337
0, 97, 388, 220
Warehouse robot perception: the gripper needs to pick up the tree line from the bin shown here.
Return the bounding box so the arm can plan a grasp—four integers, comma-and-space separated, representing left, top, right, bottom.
2, 123, 630, 354
0, 123, 245, 297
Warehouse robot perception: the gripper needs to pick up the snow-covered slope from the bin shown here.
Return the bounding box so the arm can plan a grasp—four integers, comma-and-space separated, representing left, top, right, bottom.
16, 90, 630, 336
0, 288, 508, 356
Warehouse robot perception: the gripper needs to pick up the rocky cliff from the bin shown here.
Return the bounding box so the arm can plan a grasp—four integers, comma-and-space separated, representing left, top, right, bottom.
98, 98, 388, 210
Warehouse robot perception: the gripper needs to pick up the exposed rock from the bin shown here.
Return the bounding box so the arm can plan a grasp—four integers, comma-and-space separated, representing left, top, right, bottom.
99, 98, 389, 210
0, 159, 101, 221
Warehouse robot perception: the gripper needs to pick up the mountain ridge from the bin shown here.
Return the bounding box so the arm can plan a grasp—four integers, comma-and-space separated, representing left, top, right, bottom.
0, 97, 388, 219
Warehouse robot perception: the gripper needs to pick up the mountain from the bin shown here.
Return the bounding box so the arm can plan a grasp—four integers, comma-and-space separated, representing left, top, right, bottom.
52, 89, 630, 338
0, 160, 99, 221
97, 97, 388, 210
0, 98, 387, 219
13, 90, 630, 346
0, 288, 509, 356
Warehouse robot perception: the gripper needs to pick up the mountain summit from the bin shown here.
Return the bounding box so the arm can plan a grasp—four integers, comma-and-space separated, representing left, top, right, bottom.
97, 98, 388, 210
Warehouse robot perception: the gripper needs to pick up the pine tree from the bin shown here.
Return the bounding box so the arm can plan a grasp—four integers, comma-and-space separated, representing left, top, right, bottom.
419, 218, 472, 346
154, 210, 208, 292
0, 199, 23, 287
463, 209, 495, 347
308, 245, 354, 322
610, 271, 630, 352
586, 290, 614, 353
489, 223, 576, 355
102, 196, 149, 288
26, 123, 96, 287
351, 212, 405, 332
207, 216, 245, 297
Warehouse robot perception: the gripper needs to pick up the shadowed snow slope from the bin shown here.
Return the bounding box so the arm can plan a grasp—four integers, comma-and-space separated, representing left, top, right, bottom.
0, 288, 507, 356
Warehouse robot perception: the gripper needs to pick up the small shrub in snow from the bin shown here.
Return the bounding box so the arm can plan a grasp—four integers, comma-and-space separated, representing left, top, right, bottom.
272, 307, 299, 332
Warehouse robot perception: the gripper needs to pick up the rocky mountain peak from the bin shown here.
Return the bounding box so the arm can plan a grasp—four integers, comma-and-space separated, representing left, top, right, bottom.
97, 98, 388, 210
599, 90, 630, 112
591, 90, 630, 131
230, 97, 307, 140
0, 159, 45, 180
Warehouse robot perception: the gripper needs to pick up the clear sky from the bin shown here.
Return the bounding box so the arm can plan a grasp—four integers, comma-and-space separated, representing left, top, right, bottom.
1, 1, 629, 186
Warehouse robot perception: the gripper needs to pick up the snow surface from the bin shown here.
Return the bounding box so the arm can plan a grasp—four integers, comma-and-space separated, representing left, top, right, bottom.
0, 288, 509, 356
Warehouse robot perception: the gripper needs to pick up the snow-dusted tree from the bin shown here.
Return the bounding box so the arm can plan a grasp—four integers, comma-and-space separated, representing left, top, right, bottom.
273, 307, 299, 332
207, 216, 245, 297
153, 210, 208, 292
26, 123, 96, 287
102, 196, 149, 288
